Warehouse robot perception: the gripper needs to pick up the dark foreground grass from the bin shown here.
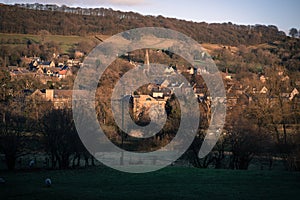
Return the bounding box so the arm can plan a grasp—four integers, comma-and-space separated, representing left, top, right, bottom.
0, 166, 299, 200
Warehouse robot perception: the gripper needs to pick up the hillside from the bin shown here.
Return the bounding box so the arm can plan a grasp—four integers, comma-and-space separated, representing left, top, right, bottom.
0, 3, 287, 46
0, 33, 103, 54
1, 3, 300, 73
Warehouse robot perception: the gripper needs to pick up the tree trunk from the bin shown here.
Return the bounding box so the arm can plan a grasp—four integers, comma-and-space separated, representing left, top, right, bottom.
76, 154, 80, 166
91, 156, 95, 166
61, 153, 70, 169
237, 157, 249, 170
229, 155, 236, 169
268, 156, 273, 170
5, 154, 16, 170
283, 123, 287, 145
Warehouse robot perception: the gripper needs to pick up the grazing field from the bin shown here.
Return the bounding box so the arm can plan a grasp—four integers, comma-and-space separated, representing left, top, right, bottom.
0, 33, 109, 53
0, 167, 299, 200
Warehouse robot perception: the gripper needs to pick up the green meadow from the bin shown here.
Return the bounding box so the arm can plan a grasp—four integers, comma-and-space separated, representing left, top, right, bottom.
0, 33, 103, 53
1, 167, 299, 200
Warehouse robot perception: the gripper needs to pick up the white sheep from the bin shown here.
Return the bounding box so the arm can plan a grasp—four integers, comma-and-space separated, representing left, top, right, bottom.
45, 178, 52, 187
29, 160, 35, 168
0, 177, 5, 184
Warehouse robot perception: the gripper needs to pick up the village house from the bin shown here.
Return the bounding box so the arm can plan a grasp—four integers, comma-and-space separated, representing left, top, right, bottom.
289, 88, 299, 101
193, 84, 208, 102
45, 89, 72, 109
196, 67, 209, 75
132, 87, 171, 120
28, 89, 72, 109
152, 87, 171, 98
133, 95, 168, 120
67, 59, 81, 67
74, 50, 84, 58
45, 67, 60, 76
186, 67, 195, 75
259, 75, 267, 83
21, 56, 33, 65
38, 61, 55, 69
9, 66, 34, 78
164, 66, 176, 75
29, 60, 39, 71
27, 89, 46, 102
259, 86, 268, 94
57, 69, 71, 78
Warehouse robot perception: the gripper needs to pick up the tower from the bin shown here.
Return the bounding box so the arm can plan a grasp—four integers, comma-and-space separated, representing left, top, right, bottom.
144, 49, 150, 74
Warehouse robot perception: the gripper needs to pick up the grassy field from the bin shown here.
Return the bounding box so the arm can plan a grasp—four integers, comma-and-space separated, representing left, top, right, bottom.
0, 166, 299, 200
0, 33, 109, 53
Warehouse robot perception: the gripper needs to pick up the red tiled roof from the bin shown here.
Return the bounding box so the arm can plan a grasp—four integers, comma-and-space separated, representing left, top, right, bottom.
59, 70, 67, 75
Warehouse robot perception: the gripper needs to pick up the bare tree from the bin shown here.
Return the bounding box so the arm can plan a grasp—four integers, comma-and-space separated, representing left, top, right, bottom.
42, 109, 78, 169
244, 66, 298, 169
37, 30, 50, 43
227, 110, 271, 170
0, 112, 29, 170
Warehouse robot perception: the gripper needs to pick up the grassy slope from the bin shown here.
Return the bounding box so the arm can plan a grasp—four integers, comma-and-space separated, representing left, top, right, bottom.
0, 33, 272, 57
0, 33, 108, 53
0, 167, 299, 200
1, 33, 235, 56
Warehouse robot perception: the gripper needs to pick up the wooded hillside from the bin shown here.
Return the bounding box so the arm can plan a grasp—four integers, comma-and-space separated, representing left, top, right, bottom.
0, 4, 287, 46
